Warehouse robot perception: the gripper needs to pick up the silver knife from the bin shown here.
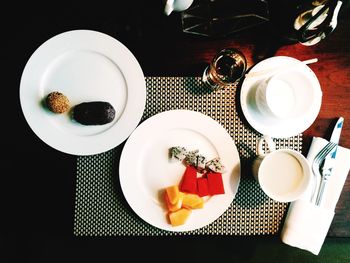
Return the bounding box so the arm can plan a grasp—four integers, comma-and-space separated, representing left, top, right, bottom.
315, 117, 344, 206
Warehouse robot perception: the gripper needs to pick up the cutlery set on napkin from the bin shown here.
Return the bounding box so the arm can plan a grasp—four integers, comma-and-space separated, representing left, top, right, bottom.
281, 117, 350, 255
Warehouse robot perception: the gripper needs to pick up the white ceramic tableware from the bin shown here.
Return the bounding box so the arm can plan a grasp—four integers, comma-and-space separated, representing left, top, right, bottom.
240, 56, 322, 138
255, 69, 316, 119
164, 0, 194, 15
119, 110, 241, 232
253, 135, 312, 203
20, 30, 146, 155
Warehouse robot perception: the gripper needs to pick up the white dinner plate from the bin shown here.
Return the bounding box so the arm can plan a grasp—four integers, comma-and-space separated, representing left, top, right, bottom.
119, 110, 241, 232
20, 30, 146, 155
240, 56, 322, 138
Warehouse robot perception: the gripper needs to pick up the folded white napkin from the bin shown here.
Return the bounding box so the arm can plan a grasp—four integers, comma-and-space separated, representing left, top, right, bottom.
281, 137, 350, 255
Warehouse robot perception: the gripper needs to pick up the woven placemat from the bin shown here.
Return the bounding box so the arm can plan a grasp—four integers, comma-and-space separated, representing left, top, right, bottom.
74, 77, 302, 236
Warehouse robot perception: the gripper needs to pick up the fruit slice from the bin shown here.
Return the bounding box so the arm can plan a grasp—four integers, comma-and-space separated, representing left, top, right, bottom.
165, 185, 180, 205
197, 177, 209, 197
168, 208, 192, 226
179, 165, 198, 194
164, 191, 184, 212
207, 172, 225, 195
206, 157, 225, 173
182, 193, 204, 209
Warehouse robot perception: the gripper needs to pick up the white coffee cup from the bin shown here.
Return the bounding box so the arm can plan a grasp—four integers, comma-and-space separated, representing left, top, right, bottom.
255, 69, 316, 119
252, 135, 312, 203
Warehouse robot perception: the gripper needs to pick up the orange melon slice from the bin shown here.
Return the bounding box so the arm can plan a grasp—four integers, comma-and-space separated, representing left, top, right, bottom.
165, 185, 180, 205
164, 191, 184, 212
168, 208, 192, 226
182, 193, 204, 209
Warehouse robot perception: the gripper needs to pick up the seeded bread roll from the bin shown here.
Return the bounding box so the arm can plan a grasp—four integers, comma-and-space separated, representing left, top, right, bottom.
46, 92, 70, 113
73, 101, 115, 125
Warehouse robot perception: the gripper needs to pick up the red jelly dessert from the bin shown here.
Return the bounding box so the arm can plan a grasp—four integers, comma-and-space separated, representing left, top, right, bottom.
179, 165, 198, 194
197, 177, 209, 197
207, 172, 225, 195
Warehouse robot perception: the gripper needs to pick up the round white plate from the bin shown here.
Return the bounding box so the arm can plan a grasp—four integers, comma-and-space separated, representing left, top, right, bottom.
119, 110, 241, 232
20, 30, 146, 155
240, 56, 322, 138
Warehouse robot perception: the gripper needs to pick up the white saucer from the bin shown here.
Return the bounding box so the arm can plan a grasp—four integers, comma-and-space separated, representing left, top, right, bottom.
240, 56, 322, 138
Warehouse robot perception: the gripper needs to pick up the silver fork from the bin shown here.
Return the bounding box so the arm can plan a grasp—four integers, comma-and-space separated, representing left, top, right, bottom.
310, 142, 337, 204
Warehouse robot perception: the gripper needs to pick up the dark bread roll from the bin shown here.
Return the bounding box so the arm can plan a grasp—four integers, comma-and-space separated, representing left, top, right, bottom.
73, 101, 115, 125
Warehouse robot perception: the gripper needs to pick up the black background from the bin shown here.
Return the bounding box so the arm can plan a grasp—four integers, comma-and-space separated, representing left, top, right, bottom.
2, 1, 350, 262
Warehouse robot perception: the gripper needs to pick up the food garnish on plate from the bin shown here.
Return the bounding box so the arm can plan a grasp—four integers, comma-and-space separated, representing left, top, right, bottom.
163, 146, 227, 227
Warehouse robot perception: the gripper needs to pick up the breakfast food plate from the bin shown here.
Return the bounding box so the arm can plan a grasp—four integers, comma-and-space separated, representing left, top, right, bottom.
20, 30, 146, 155
240, 56, 322, 138
119, 110, 241, 232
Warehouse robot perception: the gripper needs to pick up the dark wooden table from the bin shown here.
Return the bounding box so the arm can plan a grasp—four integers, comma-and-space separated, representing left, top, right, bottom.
2, 1, 350, 261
